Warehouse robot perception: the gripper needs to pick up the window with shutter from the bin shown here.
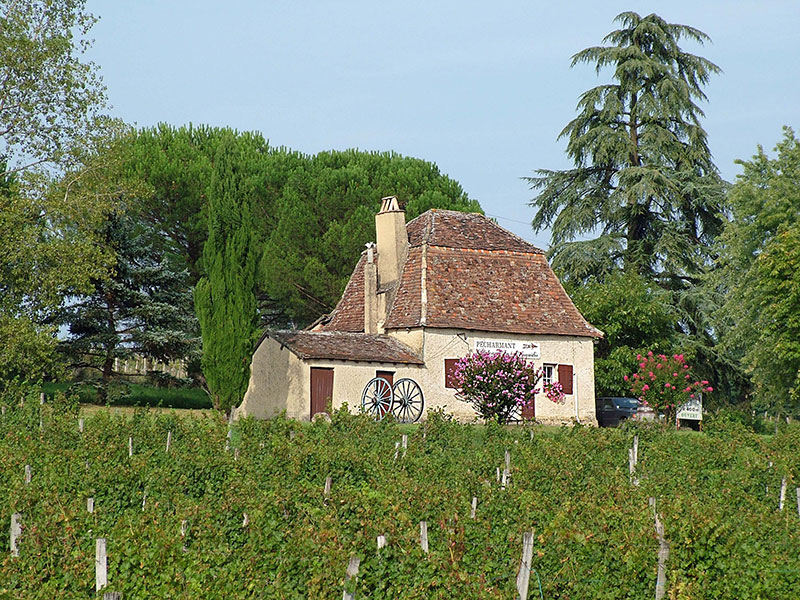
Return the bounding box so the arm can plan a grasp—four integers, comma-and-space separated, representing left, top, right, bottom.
558, 364, 574, 395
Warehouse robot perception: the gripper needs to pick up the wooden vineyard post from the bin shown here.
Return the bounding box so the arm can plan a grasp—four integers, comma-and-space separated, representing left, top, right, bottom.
516, 531, 534, 600
128, 437, 133, 458
342, 555, 360, 600
393, 441, 400, 461
796, 488, 800, 518
402, 434, 408, 458
377, 534, 386, 550
496, 467, 501, 483
470, 496, 477, 519
651, 498, 670, 600
87, 497, 94, 514
633, 435, 639, 465
96, 538, 108, 591
10, 513, 21, 557
419, 521, 429, 554
779, 477, 787, 511
24, 465, 31, 484
505, 449, 511, 471
165, 430, 172, 453
324, 475, 332, 501
79, 418, 84, 433
181, 520, 188, 552
501, 468, 509, 489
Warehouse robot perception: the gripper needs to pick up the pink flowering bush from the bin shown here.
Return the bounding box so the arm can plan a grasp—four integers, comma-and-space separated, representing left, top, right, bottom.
627, 351, 713, 425
453, 350, 542, 423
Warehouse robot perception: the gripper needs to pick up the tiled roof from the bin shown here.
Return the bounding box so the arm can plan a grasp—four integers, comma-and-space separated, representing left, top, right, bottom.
323, 255, 365, 332
265, 330, 423, 364
384, 246, 603, 337
406, 210, 543, 253
321, 209, 602, 339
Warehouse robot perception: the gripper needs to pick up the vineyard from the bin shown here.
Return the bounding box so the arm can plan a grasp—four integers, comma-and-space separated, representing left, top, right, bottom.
1, 398, 799, 599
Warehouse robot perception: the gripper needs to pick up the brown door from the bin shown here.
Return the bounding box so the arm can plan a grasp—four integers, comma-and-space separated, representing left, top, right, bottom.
376, 370, 394, 387
522, 397, 535, 420
310, 368, 334, 417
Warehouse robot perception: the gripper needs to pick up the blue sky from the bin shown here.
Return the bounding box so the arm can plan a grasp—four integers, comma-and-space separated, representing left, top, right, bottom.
87, 1, 800, 248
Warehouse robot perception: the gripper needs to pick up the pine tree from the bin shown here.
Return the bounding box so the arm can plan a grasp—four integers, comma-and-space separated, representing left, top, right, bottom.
194, 134, 259, 415
527, 12, 725, 284
59, 213, 198, 381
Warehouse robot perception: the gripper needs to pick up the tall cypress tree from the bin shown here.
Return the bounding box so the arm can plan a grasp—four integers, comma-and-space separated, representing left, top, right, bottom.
194, 134, 259, 415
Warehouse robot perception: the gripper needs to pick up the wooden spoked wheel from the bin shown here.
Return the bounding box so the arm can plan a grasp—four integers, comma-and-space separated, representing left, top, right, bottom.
391, 378, 424, 423
361, 377, 394, 420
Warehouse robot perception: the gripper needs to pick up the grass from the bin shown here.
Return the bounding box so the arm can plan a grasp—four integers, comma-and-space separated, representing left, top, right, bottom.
42, 380, 212, 410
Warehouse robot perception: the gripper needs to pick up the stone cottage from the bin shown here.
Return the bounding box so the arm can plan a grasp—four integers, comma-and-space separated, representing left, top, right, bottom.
236, 197, 602, 424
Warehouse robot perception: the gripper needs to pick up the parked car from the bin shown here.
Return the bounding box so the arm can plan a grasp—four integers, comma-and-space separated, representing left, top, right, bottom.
596, 397, 652, 427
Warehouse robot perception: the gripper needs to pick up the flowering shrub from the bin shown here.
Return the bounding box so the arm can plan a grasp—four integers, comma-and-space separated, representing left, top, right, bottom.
544, 381, 566, 404
453, 350, 544, 423
627, 351, 713, 425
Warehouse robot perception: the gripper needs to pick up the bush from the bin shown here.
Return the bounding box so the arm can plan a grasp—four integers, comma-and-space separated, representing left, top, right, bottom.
453, 351, 563, 423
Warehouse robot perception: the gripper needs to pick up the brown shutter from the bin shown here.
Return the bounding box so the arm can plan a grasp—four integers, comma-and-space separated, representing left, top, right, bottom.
444, 359, 459, 389
558, 364, 573, 395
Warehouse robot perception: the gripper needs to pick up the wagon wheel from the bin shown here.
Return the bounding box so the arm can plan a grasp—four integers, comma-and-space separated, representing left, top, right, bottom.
391, 378, 424, 423
361, 377, 394, 420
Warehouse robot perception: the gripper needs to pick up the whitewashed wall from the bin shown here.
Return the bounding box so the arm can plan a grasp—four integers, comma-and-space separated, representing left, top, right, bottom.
237, 328, 597, 425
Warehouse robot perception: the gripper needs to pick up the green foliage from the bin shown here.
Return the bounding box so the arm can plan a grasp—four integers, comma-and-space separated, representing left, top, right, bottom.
0, 0, 106, 174
568, 271, 677, 396
58, 212, 199, 380
0, 406, 798, 598
124, 124, 276, 282
716, 128, 800, 415
527, 11, 725, 282
261, 149, 481, 325
194, 134, 259, 415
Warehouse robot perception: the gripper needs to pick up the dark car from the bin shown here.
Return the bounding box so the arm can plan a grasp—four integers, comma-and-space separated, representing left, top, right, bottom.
596, 397, 642, 427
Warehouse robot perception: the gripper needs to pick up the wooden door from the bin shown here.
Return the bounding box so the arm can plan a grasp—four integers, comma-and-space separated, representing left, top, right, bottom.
376, 370, 394, 387
522, 396, 535, 420
310, 368, 334, 417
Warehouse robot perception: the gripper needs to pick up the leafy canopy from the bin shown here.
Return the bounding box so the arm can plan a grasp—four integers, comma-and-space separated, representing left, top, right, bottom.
526, 11, 725, 282
716, 128, 800, 414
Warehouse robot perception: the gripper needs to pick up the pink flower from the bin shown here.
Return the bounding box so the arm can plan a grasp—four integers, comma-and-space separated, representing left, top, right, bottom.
685, 374, 691, 379
623, 375, 629, 381
656, 363, 663, 369
665, 383, 671, 388
701, 380, 708, 385
706, 387, 714, 392
673, 372, 678, 377
690, 394, 695, 399
647, 351, 653, 357
637, 354, 642, 361
642, 384, 650, 391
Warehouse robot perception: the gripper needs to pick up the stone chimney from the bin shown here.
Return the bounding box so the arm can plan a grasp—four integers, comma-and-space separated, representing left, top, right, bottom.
375, 196, 408, 287
363, 242, 378, 334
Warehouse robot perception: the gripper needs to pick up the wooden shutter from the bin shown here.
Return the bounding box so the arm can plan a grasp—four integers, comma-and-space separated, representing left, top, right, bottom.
558, 364, 573, 395
310, 368, 334, 416
444, 359, 459, 389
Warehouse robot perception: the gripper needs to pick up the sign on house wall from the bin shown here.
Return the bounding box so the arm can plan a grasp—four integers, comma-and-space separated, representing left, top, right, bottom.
472, 338, 541, 361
